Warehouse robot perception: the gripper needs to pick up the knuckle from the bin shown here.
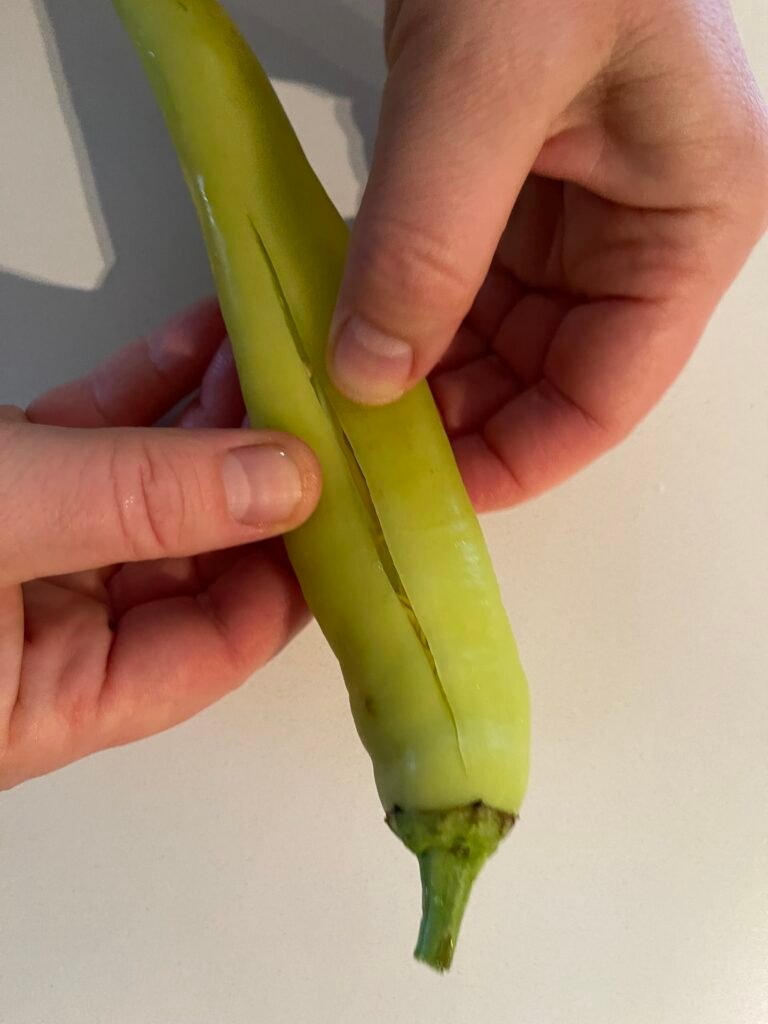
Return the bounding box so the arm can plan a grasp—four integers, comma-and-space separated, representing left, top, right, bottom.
356, 214, 475, 322
112, 441, 190, 560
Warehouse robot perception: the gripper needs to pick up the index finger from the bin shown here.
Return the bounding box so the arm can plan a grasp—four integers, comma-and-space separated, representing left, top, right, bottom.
26, 298, 225, 429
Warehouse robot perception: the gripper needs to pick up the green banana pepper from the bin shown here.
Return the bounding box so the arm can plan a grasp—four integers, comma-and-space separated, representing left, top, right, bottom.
111, 0, 531, 971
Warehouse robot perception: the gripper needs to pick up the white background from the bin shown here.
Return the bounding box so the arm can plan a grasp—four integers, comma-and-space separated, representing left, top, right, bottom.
1, 2, 767, 1021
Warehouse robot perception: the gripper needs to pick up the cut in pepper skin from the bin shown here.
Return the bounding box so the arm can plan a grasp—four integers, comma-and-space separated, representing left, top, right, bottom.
112, 0, 530, 970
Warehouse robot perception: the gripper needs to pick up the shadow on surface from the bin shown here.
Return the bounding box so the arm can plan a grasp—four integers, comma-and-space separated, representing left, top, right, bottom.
0, 0, 383, 403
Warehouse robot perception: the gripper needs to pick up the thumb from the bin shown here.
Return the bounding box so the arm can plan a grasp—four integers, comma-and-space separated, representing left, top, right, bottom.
0, 415, 320, 585
329, 2, 558, 405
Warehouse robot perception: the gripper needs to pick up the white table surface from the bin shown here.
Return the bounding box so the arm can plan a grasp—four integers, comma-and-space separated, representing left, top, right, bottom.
1, 2, 767, 1022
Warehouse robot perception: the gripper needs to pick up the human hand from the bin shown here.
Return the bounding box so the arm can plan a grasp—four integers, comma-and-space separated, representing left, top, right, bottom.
329, 0, 768, 510
0, 300, 320, 790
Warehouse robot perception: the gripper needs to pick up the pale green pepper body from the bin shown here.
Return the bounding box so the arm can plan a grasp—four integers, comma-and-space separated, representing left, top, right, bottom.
113, 0, 530, 969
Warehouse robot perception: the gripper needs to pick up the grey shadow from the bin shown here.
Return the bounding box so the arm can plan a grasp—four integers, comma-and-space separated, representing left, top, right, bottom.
0, 0, 384, 404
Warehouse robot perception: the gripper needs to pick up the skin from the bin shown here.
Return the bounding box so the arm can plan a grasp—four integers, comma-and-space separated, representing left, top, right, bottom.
329, 0, 768, 510
2, 0, 766, 789
0, 300, 321, 790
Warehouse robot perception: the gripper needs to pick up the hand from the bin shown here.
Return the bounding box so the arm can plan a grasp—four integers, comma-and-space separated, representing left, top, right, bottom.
328, 0, 768, 510
0, 300, 321, 790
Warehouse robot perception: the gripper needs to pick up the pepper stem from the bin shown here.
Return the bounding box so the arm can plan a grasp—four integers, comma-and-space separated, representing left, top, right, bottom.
387, 803, 516, 972
415, 846, 483, 970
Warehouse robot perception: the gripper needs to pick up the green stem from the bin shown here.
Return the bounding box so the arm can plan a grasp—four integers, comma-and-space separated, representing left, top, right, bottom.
415, 848, 482, 971
387, 804, 516, 972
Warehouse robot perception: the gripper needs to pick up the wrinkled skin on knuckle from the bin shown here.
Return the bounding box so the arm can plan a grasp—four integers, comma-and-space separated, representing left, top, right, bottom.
0, 423, 51, 572
356, 215, 475, 326
112, 440, 190, 561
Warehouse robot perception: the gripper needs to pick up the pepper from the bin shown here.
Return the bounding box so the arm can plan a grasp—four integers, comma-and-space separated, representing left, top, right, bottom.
112, 0, 531, 971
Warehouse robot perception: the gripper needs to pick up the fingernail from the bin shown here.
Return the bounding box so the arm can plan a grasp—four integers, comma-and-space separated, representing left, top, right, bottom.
222, 445, 304, 526
331, 316, 413, 404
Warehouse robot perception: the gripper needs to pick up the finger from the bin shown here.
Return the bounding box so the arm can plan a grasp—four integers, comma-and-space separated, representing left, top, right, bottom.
491, 291, 575, 386
1, 577, 117, 788
175, 336, 246, 429
0, 422, 321, 585
465, 265, 523, 339
12, 579, 114, 733
106, 541, 291, 619
98, 541, 308, 749
430, 288, 571, 435
107, 556, 203, 616
106, 543, 259, 616
0, 405, 27, 424
6, 544, 307, 784
40, 567, 115, 604
26, 298, 225, 429
431, 355, 523, 437
431, 266, 523, 373
0, 586, 24, 731
328, 0, 597, 404
454, 295, 707, 511
432, 325, 487, 374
